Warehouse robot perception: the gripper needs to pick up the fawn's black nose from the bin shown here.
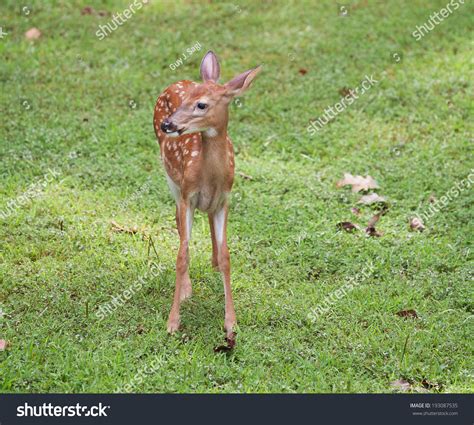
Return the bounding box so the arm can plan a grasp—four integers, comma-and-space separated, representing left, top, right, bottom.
161, 119, 178, 134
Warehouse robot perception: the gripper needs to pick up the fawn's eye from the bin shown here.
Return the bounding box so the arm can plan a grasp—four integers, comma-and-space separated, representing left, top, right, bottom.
197, 102, 207, 110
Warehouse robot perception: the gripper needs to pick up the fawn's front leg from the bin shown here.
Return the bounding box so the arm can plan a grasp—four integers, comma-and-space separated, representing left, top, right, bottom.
176, 205, 192, 301
208, 213, 219, 270
213, 203, 236, 338
167, 199, 194, 333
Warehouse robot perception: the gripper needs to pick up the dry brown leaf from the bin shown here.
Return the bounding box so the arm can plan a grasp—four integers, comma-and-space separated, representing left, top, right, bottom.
25, 27, 41, 40
110, 220, 139, 234
336, 173, 379, 193
390, 379, 411, 391
81, 6, 94, 15
421, 379, 442, 391
351, 207, 361, 216
358, 193, 387, 205
337, 222, 359, 232
396, 309, 418, 319
410, 217, 425, 232
237, 171, 253, 180
339, 87, 353, 97
367, 212, 382, 229
365, 226, 382, 237
365, 210, 384, 237
298, 68, 308, 75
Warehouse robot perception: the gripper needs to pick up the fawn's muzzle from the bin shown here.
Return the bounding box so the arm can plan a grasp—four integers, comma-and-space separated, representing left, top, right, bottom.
161, 119, 178, 134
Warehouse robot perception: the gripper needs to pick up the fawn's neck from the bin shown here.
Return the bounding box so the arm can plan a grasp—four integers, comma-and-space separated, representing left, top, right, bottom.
200, 114, 233, 181
201, 111, 229, 154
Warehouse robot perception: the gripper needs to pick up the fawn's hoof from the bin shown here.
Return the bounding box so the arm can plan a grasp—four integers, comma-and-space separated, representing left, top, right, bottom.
214, 331, 236, 353
167, 317, 180, 334
224, 319, 236, 339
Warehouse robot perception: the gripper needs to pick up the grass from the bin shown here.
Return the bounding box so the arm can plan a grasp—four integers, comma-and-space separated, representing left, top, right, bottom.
0, 0, 472, 393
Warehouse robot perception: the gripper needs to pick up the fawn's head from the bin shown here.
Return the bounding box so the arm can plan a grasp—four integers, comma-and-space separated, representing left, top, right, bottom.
161, 51, 262, 137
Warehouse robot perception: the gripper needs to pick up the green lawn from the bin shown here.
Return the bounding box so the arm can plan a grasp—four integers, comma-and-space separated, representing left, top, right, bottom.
0, 0, 472, 393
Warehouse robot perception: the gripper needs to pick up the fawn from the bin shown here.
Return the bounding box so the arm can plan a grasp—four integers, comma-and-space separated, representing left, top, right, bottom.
153, 51, 261, 339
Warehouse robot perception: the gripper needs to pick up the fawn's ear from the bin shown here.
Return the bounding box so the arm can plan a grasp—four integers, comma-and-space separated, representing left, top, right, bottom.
200, 51, 220, 82
224, 65, 262, 97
